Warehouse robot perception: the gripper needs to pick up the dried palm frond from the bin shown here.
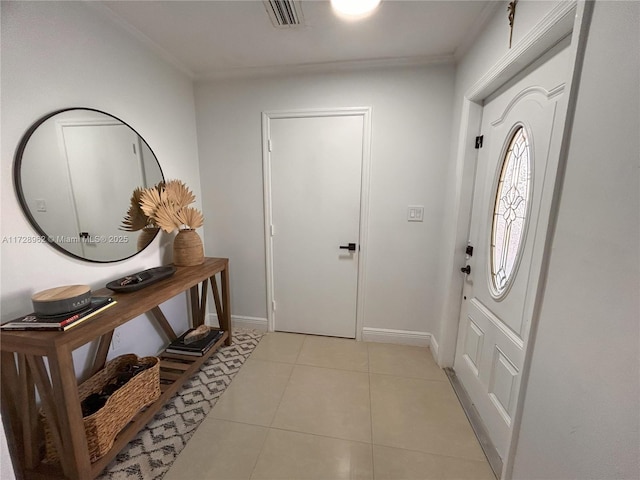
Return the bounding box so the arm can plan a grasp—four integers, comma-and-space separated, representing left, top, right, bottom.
139, 186, 165, 219
164, 180, 196, 208
176, 207, 204, 230
153, 201, 184, 233
129, 179, 204, 233
120, 188, 151, 231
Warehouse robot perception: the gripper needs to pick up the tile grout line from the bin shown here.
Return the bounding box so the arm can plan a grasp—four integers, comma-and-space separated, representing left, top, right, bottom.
248, 333, 305, 480
367, 342, 376, 480
371, 439, 494, 464
252, 334, 311, 479
237, 334, 270, 480
367, 342, 490, 472
367, 370, 450, 382
262, 424, 374, 445
247, 424, 270, 480
293, 334, 307, 363
188, 333, 490, 479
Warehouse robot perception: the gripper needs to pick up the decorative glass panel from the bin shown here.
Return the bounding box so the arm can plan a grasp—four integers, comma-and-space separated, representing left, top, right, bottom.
490, 126, 530, 296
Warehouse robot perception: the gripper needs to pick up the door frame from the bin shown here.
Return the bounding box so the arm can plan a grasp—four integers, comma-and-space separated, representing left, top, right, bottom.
437, 1, 593, 478
261, 107, 372, 340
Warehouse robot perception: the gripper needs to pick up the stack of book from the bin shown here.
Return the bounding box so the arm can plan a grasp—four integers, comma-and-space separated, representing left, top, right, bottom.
165, 327, 225, 356
0, 297, 116, 331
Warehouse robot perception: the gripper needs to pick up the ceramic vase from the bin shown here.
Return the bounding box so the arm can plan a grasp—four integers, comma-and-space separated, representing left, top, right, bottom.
137, 227, 159, 251
173, 229, 204, 266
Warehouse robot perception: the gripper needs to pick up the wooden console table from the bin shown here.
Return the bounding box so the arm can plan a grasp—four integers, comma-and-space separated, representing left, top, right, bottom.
0, 257, 231, 480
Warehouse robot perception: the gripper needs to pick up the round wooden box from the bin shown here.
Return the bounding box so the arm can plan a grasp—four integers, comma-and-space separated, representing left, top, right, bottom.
31, 285, 91, 317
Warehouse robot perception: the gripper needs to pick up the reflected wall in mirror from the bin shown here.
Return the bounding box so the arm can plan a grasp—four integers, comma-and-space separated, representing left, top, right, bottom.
14, 108, 165, 262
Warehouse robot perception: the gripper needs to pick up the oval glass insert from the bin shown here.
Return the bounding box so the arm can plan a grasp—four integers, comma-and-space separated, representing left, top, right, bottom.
490, 125, 530, 296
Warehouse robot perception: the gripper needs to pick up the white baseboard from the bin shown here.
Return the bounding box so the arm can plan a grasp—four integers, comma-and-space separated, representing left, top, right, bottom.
362, 327, 432, 348
363, 327, 440, 363
430, 334, 439, 358
207, 314, 268, 332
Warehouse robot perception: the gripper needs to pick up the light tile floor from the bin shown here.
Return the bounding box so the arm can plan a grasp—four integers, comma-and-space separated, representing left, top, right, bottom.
165, 333, 495, 480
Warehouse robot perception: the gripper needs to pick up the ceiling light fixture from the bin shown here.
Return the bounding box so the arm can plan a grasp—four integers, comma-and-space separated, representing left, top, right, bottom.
331, 0, 381, 20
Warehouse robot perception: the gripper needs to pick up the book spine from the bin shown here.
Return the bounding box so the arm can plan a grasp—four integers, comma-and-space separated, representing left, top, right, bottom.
59, 312, 82, 327
164, 333, 224, 354
165, 349, 203, 356
0, 299, 116, 331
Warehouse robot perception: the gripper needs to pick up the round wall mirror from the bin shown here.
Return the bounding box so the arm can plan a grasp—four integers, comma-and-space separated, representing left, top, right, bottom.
14, 108, 165, 263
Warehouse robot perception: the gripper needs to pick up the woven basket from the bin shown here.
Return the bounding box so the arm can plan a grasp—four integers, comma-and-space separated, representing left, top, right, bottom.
43, 354, 160, 464
173, 229, 204, 266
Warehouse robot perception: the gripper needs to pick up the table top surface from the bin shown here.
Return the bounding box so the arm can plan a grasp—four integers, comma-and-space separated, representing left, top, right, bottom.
0, 257, 228, 352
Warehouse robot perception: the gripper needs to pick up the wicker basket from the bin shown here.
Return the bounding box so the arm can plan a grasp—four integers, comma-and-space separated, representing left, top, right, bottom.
43, 354, 160, 463
173, 229, 204, 266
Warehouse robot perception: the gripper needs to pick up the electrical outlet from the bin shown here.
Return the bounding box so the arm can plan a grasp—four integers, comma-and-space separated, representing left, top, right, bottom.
111, 330, 122, 351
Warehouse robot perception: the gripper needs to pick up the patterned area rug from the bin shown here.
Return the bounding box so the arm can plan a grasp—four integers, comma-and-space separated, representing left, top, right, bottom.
97, 329, 263, 480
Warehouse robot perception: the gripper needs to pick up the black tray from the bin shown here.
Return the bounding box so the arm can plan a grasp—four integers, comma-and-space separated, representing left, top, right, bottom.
106, 266, 177, 292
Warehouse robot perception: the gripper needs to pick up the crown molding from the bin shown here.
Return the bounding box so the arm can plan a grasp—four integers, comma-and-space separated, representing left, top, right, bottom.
194, 54, 455, 82
466, 0, 577, 101
87, 1, 196, 79
454, 0, 503, 61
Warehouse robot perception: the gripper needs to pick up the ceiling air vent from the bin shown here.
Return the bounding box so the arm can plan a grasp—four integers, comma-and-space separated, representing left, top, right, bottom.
263, 0, 304, 28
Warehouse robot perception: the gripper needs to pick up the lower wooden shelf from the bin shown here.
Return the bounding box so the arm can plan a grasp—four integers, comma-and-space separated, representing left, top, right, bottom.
2, 259, 232, 480
25, 331, 229, 480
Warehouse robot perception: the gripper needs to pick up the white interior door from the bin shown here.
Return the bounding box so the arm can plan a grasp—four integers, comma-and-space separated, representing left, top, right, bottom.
453, 45, 570, 460
62, 123, 144, 261
267, 113, 365, 338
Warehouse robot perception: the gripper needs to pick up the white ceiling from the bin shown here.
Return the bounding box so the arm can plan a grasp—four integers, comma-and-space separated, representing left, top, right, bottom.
98, 0, 495, 80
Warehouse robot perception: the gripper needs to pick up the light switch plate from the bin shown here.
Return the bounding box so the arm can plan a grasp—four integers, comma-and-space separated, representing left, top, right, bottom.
408, 205, 424, 222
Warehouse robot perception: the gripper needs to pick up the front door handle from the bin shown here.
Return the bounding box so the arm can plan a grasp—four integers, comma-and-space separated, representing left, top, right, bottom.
339, 243, 357, 252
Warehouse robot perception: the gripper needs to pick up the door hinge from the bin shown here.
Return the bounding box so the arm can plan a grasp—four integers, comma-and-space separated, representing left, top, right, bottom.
268, 139, 272, 152
466, 245, 474, 257
475, 135, 484, 149
272, 300, 276, 311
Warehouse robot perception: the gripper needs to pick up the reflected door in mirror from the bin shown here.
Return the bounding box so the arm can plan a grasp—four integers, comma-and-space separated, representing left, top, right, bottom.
63, 122, 144, 261
15, 108, 164, 263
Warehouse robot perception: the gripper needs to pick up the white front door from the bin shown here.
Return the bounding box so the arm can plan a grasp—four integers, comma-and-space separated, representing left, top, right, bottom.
266, 112, 366, 338
453, 45, 570, 460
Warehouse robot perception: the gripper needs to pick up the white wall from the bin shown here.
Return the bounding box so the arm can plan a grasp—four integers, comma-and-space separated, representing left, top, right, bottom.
1, 1, 201, 475
438, 0, 639, 477
511, 2, 640, 478
195, 65, 455, 335
436, 0, 566, 363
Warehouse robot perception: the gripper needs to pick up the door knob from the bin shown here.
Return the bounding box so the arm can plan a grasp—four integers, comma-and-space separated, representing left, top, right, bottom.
460, 265, 471, 274
339, 243, 357, 252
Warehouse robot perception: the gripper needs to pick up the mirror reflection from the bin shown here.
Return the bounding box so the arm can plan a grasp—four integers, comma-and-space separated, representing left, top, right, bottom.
15, 108, 164, 262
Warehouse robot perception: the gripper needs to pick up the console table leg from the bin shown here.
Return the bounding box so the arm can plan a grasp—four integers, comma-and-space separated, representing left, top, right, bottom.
27, 355, 72, 475
189, 286, 200, 327
199, 280, 209, 323
150, 306, 178, 341
48, 346, 92, 479
221, 264, 232, 345
211, 273, 232, 345
210, 276, 223, 328
89, 331, 114, 377
17, 355, 39, 470
1, 352, 26, 480
189, 280, 209, 328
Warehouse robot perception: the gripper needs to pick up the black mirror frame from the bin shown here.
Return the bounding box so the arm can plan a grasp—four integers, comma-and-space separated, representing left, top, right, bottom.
13, 107, 164, 263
